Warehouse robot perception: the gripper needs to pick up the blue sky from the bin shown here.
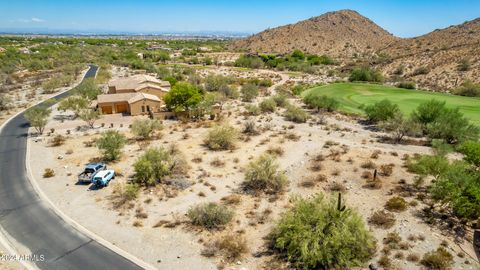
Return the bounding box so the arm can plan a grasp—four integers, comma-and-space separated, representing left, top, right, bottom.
1, 0, 479, 37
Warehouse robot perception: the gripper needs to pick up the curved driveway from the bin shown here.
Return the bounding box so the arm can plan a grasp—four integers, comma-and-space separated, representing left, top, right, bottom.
0, 65, 143, 270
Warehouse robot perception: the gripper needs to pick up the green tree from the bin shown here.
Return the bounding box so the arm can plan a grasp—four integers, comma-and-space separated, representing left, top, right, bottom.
96, 130, 127, 161
240, 83, 259, 102
130, 118, 163, 140
271, 194, 376, 269
163, 82, 202, 112
349, 67, 383, 82
133, 147, 173, 185
291, 49, 305, 60
379, 112, 421, 143
75, 79, 102, 100
78, 108, 100, 128
363, 99, 399, 123
426, 107, 479, 144
411, 99, 446, 129
58, 96, 89, 117
24, 107, 51, 134
303, 93, 339, 112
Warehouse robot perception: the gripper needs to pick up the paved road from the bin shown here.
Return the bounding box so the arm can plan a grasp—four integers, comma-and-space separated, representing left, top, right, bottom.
0, 65, 143, 270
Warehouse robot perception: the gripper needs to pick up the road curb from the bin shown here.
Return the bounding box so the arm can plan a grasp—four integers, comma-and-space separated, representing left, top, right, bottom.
0, 65, 156, 270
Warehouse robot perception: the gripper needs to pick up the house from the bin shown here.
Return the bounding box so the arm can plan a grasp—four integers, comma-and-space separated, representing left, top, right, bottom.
107, 74, 170, 100
97, 75, 171, 116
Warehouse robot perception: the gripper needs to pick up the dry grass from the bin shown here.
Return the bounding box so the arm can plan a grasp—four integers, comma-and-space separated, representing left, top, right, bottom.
361, 160, 377, 169
385, 197, 408, 212
43, 168, 55, 178
379, 164, 394, 176
221, 194, 242, 205
201, 233, 249, 262
266, 146, 285, 157
368, 210, 396, 229
210, 157, 226, 167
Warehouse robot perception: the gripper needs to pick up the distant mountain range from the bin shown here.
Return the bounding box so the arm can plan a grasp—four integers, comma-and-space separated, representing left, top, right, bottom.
0, 28, 250, 39
230, 9, 480, 91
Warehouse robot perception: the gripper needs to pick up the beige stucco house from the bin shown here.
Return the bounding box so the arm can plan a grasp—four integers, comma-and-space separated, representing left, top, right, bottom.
97, 75, 170, 116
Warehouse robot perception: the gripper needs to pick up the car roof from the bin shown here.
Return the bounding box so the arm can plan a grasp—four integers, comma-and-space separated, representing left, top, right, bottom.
85, 163, 104, 169
93, 170, 114, 178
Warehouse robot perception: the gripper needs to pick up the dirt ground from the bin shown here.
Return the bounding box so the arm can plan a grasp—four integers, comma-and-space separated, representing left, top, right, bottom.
28, 89, 479, 270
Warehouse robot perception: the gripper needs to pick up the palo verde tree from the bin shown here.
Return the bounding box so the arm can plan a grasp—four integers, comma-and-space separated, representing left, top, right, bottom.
96, 130, 127, 161
24, 106, 52, 134
163, 82, 202, 112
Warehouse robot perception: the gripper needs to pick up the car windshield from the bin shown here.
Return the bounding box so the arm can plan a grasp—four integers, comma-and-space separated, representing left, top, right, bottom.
93, 177, 102, 181
84, 168, 95, 174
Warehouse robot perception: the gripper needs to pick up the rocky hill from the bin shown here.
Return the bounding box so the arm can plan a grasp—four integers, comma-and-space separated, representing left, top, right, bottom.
378, 18, 480, 90
230, 10, 398, 58
230, 10, 480, 91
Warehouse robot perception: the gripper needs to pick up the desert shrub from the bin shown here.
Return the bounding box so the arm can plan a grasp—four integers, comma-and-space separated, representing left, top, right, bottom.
303, 93, 339, 112
363, 99, 399, 123
271, 194, 376, 269
111, 183, 140, 208
349, 67, 383, 82
204, 124, 238, 150
385, 196, 408, 212
266, 146, 284, 157
379, 164, 394, 176
50, 134, 66, 146
378, 255, 391, 268
397, 81, 416, 89
243, 154, 288, 194
272, 94, 289, 107
421, 247, 453, 270
454, 80, 480, 97
259, 98, 277, 113
412, 66, 430, 76
204, 233, 249, 261
284, 105, 308, 123
43, 168, 55, 178
130, 118, 162, 140
244, 104, 260, 115
407, 155, 450, 178
369, 210, 396, 229
96, 130, 127, 161
234, 54, 264, 69
458, 140, 480, 167
0, 94, 12, 111
243, 120, 259, 135
133, 147, 175, 186
240, 83, 259, 102
379, 112, 421, 143
187, 202, 234, 229
429, 161, 480, 220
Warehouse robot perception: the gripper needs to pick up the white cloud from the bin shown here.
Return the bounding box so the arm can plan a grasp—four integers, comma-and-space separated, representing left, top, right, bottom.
10, 17, 46, 23
31, 17, 45, 23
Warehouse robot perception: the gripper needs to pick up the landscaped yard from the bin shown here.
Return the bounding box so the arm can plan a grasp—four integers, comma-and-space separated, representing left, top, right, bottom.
304, 83, 480, 124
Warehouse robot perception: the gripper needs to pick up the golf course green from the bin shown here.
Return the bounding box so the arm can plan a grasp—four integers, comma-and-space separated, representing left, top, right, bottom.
303, 83, 480, 125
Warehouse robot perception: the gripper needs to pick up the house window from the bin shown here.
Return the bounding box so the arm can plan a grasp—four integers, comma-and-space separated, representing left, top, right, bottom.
146, 105, 150, 112
141, 106, 145, 113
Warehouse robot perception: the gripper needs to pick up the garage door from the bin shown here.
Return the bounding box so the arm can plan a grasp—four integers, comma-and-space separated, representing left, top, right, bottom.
101, 106, 113, 114
116, 103, 128, 114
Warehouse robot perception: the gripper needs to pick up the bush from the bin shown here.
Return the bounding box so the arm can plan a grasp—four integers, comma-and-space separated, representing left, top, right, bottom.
187, 202, 234, 229
303, 93, 339, 112
204, 124, 238, 150
133, 147, 175, 186
130, 118, 162, 140
259, 98, 277, 113
407, 155, 450, 177
244, 104, 260, 115
0, 94, 12, 111
271, 194, 376, 269
50, 134, 66, 146
96, 130, 127, 161
379, 112, 421, 143
111, 183, 140, 208
385, 196, 408, 212
272, 94, 289, 107
411, 100, 447, 128
369, 210, 396, 229
234, 55, 264, 69
204, 233, 249, 261
453, 80, 480, 97
243, 154, 288, 194
425, 107, 479, 144
243, 120, 259, 135
397, 81, 416, 89
421, 247, 453, 270
363, 99, 399, 123
284, 105, 308, 123
43, 168, 55, 178
412, 67, 430, 76
349, 67, 383, 82
458, 140, 480, 167
240, 83, 259, 102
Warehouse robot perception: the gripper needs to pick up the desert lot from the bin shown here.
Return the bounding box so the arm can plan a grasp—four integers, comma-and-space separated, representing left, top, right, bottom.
28, 94, 478, 269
